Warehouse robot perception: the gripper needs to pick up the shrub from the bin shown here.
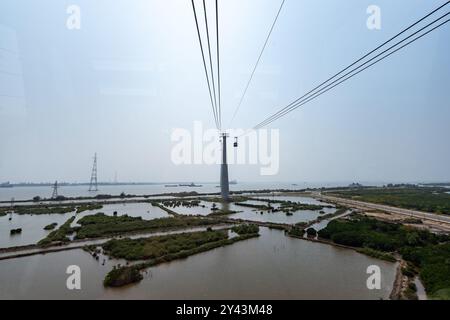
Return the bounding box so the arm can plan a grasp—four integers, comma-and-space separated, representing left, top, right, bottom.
231, 224, 259, 235
306, 228, 317, 237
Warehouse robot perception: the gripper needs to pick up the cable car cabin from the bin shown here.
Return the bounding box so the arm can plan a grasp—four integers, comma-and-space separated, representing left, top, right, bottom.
234, 137, 238, 147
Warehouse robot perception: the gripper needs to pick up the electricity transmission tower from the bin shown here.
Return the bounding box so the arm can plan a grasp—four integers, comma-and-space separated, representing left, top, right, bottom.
89, 153, 98, 192
51, 181, 58, 199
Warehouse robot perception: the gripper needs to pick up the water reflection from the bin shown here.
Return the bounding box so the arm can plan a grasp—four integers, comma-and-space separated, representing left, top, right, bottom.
0, 203, 168, 248
0, 228, 396, 299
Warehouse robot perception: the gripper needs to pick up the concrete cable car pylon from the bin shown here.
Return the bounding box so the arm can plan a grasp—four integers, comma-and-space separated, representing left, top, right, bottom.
220, 132, 230, 202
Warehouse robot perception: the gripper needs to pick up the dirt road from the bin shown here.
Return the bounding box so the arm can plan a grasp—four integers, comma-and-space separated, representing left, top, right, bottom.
314, 193, 450, 226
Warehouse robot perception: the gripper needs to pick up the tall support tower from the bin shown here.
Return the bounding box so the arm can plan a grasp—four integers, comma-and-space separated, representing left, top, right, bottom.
220, 133, 230, 202
89, 153, 98, 192
51, 181, 58, 199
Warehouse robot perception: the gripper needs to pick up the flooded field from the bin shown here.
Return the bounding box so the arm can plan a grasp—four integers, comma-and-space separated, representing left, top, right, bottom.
225, 196, 336, 225
162, 201, 214, 216
161, 196, 337, 225
0, 228, 396, 300
0, 203, 169, 248
0, 193, 401, 300
226, 203, 335, 225
1, 193, 338, 248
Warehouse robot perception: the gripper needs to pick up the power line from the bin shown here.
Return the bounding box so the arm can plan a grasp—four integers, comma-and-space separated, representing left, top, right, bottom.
254, 2, 450, 129
257, 18, 450, 130
250, 2, 450, 131
228, 0, 286, 127
254, 11, 450, 129
253, 14, 450, 130
216, 0, 222, 130
253, 1, 450, 129
202, 0, 220, 129
191, 0, 219, 129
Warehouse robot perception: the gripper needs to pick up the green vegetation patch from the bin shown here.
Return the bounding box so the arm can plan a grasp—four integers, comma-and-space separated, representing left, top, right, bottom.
238, 198, 332, 215
104, 266, 143, 287
306, 227, 317, 237
318, 216, 445, 251
103, 231, 259, 287
4, 203, 102, 216
319, 215, 450, 298
102, 230, 229, 261
401, 243, 450, 297
231, 224, 259, 235
289, 226, 305, 237
208, 209, 239, 216
404, 282, 418, 300
38, 216, 75, 246
199, 196, 250, 203
234, 202, 273, 210
356, 247, 396, 263
13, 206, 75, 215
430, 288, 450, 300
151, 202, 179, 216
278, 202, 329, 212
43, 223, 58, 230
76, 204, 103, 213
161, 199, 201, 208
331, 187, 450, 214
74, 213, 218, 239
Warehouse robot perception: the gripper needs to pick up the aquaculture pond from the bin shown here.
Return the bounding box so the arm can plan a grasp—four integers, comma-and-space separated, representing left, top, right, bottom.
0, 228, 396, 299
224, 196, 336, 225
0, 203, 168, 248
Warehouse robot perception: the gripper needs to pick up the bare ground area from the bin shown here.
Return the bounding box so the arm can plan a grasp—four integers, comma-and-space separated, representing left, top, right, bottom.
312, 193, 450, 234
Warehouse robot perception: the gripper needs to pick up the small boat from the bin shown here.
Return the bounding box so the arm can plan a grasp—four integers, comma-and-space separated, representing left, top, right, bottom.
179, 183, 202, 187
0, 182, 13, 188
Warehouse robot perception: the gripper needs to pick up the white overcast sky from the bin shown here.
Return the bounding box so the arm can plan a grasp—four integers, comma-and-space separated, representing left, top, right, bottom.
0, 0, 449, 183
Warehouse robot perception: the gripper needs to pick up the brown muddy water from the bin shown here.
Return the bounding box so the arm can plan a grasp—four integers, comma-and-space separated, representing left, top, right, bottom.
0, 228, 396, 299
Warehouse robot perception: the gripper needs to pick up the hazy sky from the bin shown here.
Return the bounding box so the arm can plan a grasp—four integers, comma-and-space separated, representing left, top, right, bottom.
0, 0, 449, 183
